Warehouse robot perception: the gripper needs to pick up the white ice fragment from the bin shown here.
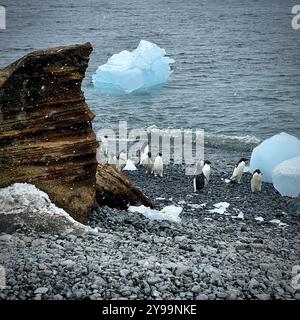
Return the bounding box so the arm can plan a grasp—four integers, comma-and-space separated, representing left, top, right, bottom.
249, 132, 300, 182
188, 203, 206, 209
209, 202, 230, 215
155, 197, 166, 201
122, 159, 137, 171
178, 200, 186, 205
255, 216, 264, 222
269, 219, 288, 227
272, 156, 300, 198
92, 40, 175, 94
128, 205, 182, 223
224, 179, 231, 184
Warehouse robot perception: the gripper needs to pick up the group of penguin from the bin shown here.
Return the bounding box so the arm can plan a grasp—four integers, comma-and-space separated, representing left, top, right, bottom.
193, 157, 263, 193
99, 137, 263, 193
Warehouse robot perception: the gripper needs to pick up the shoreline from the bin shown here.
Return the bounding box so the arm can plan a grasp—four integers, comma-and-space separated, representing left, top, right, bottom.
1, 161, 299, 300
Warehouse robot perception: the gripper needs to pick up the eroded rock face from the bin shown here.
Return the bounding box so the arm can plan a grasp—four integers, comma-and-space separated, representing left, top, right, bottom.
0, 43, 98, 223
96, 164, 155, 210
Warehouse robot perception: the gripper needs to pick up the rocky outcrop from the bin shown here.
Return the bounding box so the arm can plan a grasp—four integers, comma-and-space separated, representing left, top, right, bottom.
96, 164, 154, 210
0, 43, 98, 223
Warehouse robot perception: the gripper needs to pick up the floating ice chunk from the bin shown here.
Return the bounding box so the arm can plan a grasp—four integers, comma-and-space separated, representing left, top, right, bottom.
122, 159, 137, 171
209, 202, 230, 215
255, 216, 264, 222
272, 156, 300, 198
92, 40, 175, 94
249, 132, 300, 182
128, 204, 182, 223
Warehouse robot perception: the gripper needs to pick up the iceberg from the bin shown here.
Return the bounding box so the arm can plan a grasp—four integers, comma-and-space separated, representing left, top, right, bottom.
92, 40, 175, 93
249, 132, 300, 182
272, 156, 300, 197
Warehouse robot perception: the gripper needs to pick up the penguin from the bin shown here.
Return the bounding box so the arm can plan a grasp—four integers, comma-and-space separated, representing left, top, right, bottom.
153, 153, 163, 177
194, 159, 204, 175
139, 142, 149, 165
202, 160, 211, 186
193, 160, 211, 192
193, 173, 205, 192
100, 135, 109, 156
118, 150, 127, 171
251, 169, 263, 192
141, 151, 153, 174
230, 158, 248, 183
108, 151, 117, 170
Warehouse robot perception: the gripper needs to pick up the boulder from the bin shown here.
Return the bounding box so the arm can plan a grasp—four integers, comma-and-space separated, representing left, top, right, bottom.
96, 164, 154, 210
0, 43, 98, 223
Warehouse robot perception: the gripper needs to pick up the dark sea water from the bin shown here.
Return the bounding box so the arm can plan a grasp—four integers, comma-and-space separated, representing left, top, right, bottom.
1, 0, 300, 153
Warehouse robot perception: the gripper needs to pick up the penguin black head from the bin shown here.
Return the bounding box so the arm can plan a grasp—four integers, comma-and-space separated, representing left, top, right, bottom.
148, 152, 152, 158
204, 160, 211, 165
253, 169, 262, 175
104, 135, 108, 138
158, 152, 162, 157
239, 157, 248, 163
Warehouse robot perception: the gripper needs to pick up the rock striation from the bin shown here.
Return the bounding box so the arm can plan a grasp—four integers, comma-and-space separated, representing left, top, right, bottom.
0, 43, 98, 223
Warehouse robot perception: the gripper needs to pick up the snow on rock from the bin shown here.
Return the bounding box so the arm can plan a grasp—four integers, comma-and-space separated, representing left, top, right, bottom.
249, 132, 300, 183
128, 205, 182, 223
92, 40, 175, 94
122, 159, 137, 171
209, 202, 230, 215
255, 216, 264, 222
269, 219, 288, 227
0, 183, 98, 235
272, 156, 300, 198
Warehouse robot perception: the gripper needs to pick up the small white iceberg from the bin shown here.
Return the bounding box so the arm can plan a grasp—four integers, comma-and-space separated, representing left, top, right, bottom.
128, 205, 182, 223
209, 202, 230, 215
122, 159, 137, 171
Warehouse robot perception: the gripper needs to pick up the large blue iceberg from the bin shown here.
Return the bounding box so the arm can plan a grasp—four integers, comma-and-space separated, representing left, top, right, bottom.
249, 132, 300, 183
272, 156, 300, 197
92, 40, 175, 93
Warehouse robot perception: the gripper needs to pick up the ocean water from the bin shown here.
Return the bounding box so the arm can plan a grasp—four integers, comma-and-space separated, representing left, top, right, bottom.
1, 0, 299, 153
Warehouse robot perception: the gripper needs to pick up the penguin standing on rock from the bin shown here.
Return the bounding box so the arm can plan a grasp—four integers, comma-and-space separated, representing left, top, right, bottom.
153, 153, 163, 177
193, 160, 211, 192
230, 158, 248, 184
141, 151, 153, 174
251, 169, 263, 192
118, 150, 127, 171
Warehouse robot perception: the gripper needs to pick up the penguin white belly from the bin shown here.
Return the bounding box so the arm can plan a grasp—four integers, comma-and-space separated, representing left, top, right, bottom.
202, 164, 211, 186
153, 157, 163, 177
231, 162, 245, 183
251, 173, 262, 192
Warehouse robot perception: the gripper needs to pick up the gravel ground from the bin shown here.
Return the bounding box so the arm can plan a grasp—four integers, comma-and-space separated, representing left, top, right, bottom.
1, 160, 300, 300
